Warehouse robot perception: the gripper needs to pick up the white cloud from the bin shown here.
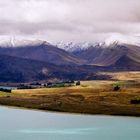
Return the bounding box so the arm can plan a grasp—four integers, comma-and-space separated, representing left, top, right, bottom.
0, 0, 140, 42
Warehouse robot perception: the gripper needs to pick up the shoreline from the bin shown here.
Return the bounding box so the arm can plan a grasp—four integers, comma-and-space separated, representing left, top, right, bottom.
0, 101, 140, 117
0, 76, 140, 117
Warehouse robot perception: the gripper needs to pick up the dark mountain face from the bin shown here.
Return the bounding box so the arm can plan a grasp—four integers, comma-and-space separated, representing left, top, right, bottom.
0, 43, 85, 65
110, 55, 140, 70
0, 55, 106, 83
72, 45, 128, 66
70, 44, 140, 68
0, 55, 56, 82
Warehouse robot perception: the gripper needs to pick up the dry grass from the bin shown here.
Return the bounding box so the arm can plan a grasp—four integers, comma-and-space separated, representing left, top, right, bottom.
100, 71, 140, 81
0, 71, 140, 116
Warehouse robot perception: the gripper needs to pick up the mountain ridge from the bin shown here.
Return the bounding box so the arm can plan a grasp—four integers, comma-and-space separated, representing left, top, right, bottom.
0, 36, 139, 82
0, 36, 139, 67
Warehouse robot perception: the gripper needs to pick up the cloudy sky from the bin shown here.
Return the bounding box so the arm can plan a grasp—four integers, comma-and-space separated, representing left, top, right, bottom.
0, 0, 140, 42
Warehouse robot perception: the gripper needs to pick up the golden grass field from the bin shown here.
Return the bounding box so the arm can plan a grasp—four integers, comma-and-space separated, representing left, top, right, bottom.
0, 71, 140, 116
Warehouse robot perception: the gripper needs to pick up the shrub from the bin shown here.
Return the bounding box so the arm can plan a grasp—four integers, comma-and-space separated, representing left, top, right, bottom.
76, 81, 80, 86
130, 99, 140, 104
113, 85, 120, 91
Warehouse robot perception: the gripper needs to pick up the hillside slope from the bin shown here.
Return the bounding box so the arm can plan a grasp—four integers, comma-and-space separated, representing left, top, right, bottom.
0, 41, 85, 65
0, 55, 99, 82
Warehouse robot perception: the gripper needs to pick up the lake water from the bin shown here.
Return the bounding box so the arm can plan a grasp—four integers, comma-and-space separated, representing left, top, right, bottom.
0, 86, 17, 90
0, 106, 140, 140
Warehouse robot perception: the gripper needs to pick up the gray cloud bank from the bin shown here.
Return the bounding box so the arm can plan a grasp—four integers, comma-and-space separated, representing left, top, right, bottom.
0, 0, 140, 42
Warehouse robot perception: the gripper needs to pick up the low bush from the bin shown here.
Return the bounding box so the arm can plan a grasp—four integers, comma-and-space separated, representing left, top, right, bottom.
130, 99, 140, 104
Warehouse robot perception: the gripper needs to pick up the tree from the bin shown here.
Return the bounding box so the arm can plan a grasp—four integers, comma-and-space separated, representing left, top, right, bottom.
76, 81, 80, 86
113, 85, 120, 91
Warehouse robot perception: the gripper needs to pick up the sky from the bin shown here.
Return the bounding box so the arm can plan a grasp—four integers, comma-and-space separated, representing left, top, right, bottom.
0, 0, 140, 43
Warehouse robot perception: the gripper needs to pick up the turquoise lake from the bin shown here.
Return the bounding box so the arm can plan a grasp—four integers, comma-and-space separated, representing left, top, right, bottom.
0, 106, 140, 140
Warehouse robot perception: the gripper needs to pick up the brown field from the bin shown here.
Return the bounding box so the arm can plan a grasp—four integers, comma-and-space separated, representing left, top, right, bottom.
0, 71, 140, 116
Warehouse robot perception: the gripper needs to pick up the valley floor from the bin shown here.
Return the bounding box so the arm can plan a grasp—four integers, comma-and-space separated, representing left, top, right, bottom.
0, 71, 140, 116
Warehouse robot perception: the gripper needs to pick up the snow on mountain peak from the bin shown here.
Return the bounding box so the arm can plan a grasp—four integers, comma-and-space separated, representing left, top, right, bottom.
0, 36, 48, 48
55, 42, 99, 52
104, 34, 140, 47
55, 34, 140, 52
0, 34, 140, 51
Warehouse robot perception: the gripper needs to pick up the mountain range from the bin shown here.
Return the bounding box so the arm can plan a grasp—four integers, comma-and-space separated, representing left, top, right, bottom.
0, 36, 139, 83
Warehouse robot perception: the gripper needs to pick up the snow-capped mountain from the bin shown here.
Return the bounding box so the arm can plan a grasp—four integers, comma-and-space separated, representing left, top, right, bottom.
0, 35, 139, 82
55, 34, 140, 52
0, 37, 84, 65
55, 42, 99, 52
0, 35, 139, 67
104, 34, 140, 47
55, 35, 140, 66
0, 36, 50, 48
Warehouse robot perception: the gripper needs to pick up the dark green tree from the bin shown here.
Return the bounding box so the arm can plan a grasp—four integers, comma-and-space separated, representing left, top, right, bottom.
76, 81, 80, 86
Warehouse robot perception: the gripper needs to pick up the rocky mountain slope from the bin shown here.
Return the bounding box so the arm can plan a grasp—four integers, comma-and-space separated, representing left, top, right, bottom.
0, 39, 85, 65
0, 55, 97, 82
55, 35, 140, 67
0, 35, 139, 82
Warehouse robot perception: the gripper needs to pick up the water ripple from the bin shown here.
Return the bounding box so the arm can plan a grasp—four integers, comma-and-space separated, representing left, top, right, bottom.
18, 127, 99, 135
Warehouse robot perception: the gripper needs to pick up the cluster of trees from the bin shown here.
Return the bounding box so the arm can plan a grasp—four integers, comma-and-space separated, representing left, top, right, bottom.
17, 80, 81, 89
47, 80, 80, 88
18, 84, 34, 89
130, 99, 140, 104
0, 88, 11, 93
